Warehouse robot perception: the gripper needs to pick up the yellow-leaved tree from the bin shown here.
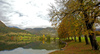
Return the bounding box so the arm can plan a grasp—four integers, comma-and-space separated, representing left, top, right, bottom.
48, 0, 100, 50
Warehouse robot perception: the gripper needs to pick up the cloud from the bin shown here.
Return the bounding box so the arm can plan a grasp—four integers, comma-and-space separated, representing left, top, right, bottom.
7, 15, 52, 29
0, 0, 11, 6
0, 0, 55, 29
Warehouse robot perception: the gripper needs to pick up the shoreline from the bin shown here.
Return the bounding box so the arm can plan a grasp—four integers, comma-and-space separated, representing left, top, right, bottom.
49, 41, 69, 54
49, 40, 100, 54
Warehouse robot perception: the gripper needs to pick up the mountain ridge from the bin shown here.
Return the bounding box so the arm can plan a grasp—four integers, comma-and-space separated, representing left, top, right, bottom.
24, 27, 57, 37
0, 21, 30, 34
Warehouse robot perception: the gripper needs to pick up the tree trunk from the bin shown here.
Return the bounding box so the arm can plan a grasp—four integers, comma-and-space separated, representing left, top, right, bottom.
85, 35, 89, 45
68, 37, 69, 40
79, 36, 81, 42
89, 33, 99, 50
71, 36, 73, 40
86, 23, 99, 50
85, 19, 99, 50
74, 36, 77, 42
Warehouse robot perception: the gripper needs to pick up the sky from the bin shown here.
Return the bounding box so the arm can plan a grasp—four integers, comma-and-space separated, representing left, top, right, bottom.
0, 0, 55, 29
0, 0, 100, 29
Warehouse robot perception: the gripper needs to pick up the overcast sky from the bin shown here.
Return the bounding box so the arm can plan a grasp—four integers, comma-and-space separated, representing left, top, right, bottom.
0, 0, 55, 29
0, 0, 100, 29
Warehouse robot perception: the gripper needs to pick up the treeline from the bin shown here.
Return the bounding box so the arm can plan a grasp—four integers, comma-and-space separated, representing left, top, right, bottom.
0, 27, 30, 34
96, 31, 100, 36
49, 0, 100, 50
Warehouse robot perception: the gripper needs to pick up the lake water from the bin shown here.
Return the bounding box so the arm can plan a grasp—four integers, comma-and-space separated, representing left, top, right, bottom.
0, 47, 56, 54
0, 40, 65, 54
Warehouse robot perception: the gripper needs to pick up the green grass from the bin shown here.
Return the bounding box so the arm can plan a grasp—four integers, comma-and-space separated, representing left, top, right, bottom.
73, 36, 100, 42
96, 36, 100, 41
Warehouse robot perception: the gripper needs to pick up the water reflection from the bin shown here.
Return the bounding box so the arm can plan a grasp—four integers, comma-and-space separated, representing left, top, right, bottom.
23, 41, 59, 50
0, 47, 56, 54
0, 36, 66, 52
42, 40, 45, 44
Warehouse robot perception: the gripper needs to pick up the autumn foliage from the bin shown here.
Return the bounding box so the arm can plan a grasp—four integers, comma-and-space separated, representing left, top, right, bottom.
49, 0, 100, 50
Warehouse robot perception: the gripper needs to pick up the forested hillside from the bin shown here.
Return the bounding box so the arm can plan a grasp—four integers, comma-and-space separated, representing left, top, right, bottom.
0, 21, 30, 34
25, 27, 57, 37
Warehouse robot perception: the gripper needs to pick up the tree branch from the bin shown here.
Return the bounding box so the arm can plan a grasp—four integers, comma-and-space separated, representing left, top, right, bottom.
95, 2, 100, 6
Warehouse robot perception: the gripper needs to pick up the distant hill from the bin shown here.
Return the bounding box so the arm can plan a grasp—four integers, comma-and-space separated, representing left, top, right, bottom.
0, 21, 9, 33
8, 26, 20, 29
95, 28, 100, 36
0, 21, 30, 34
24, 27, 58, 37
95, 28, 100, 31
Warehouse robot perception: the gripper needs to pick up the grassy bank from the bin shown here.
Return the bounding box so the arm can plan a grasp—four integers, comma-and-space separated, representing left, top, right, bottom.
49, 36, 100, 54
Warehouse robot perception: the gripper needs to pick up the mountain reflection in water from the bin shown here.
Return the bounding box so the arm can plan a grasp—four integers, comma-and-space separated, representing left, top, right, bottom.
0, 47, 56, 54
0, 40, 66, 54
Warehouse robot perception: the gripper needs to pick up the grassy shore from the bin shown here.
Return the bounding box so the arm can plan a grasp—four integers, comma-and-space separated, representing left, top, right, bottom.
49, 36, 100, 54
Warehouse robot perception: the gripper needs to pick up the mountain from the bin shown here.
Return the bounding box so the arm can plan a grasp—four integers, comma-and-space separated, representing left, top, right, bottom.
0, 21, 6, 27
8, 26, 20, 29
0, 21, 30, 34
0, 21, 9, 33
24, 27, 57, 37
95, 28, 100, 31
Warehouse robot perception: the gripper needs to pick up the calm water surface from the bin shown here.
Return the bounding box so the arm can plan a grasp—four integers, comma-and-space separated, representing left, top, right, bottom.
0, 40, 65, 54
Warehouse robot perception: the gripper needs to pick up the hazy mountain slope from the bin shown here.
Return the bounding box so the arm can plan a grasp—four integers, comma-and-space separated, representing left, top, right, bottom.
0, 21, 30, 34
25, 27, 57, 37
0, 21, 9, 33
95, 28, 100, 31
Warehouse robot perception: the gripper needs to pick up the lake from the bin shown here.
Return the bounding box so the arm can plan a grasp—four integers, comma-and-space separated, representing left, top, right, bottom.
0, 40, 66, 54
